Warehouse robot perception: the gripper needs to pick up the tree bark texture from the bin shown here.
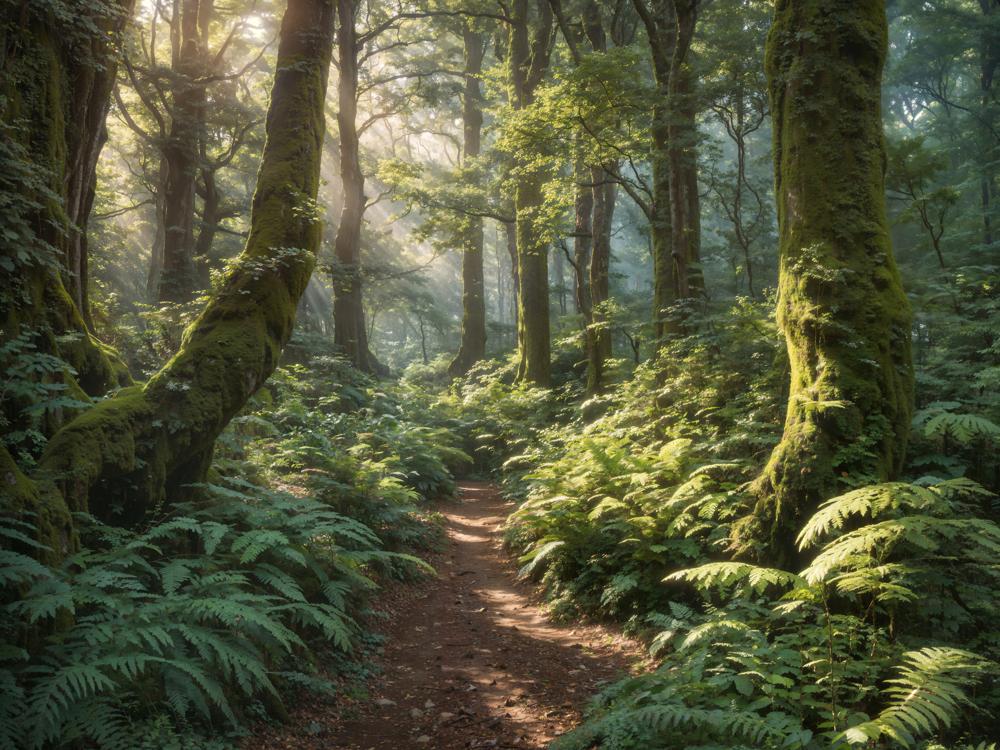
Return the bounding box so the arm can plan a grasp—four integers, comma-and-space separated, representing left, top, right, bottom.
28, 0, 336, 545
509, 0, 554, 386
748, 0, 914, 566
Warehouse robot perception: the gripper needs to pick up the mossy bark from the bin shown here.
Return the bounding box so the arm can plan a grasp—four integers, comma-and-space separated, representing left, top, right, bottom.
34, 0, 336, 526
748, 0, 914, 566
449, 27, 488, 378
509, 0, 554, 386
1, 1, 135, 427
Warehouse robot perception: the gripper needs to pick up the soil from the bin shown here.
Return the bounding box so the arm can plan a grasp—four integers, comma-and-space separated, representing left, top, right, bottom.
248, 481, 646, 750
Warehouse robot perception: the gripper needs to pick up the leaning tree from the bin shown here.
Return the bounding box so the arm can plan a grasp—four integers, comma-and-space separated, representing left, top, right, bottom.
2, 0, 337, 560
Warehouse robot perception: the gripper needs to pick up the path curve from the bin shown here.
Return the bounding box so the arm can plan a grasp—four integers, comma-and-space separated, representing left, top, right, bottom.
251, 481, 644, 749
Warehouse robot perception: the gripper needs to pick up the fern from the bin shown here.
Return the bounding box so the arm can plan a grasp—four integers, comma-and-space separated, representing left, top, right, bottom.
839, 648, 992, 748
665, 562, 804, 595
922, 412, 1000, 445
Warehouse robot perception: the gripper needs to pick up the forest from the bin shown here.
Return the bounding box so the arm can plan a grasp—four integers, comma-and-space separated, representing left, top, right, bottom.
1, 0, 999, 747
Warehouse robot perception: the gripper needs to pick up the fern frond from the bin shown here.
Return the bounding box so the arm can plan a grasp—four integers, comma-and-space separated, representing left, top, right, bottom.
665, 562, 804, 595
797, 483, 938, 549
839, 647, 991, 748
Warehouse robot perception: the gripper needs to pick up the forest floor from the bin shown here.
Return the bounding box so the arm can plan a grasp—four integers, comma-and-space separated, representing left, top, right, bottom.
248, 481, 646, 749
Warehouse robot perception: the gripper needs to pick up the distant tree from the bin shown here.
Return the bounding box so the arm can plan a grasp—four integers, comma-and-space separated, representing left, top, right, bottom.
449, 25, 489, 377
115, 0, 265, 302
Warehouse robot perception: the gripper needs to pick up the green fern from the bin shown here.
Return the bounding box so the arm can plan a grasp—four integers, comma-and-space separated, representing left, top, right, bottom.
839, 648, 992, 748
665, 562, 804, 595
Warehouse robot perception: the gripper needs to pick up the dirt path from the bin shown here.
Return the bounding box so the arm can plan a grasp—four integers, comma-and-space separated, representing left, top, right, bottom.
251, 481, 644, 749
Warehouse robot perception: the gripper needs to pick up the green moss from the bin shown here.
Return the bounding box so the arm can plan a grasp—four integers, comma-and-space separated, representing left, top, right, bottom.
745, 0, 914, 566
34, 0, 336, 527
514, 173, 552, 386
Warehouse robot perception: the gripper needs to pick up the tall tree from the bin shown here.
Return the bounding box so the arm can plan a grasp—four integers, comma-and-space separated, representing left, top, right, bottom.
583, 0, 617, 394
509, 0, 555, 385
746, 0, 914, 566
10, 0, 336, 551
448, 26, 489, 377
977, 0, 998, 247
1, 0, 136, 433
631, 0, 703, 340
116, 0, 262, 303
665, 0, 701, 304
331, 0, 372, 370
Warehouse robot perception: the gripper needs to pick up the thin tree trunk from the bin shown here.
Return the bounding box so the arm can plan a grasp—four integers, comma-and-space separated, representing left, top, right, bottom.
587, 166, 615, 393
509, 0, 554, 386
504, 219, 520, 337
449, 27, 488, 377
332, 0, 373, 371
572, 158, 594, 318
746, 0, 914, 567
979, 0, 998, 247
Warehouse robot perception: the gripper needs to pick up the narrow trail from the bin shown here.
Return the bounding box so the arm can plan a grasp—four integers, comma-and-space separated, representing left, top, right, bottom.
252, 481, 645, 749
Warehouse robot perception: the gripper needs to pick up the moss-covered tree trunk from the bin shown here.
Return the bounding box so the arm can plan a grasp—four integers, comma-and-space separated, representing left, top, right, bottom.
1, 0, 135, 434
448, 27, 488, 378
33, 0, 336, 530
509, 0, 554, 386
748, 0, 914, 566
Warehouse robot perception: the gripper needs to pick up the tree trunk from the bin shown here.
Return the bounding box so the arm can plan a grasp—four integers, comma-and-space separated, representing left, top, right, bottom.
572, 159, 594, 317
1, 0, 134, 424
633, 0, 676, 342
33, 0, 336, 534
746, 0, 914, 567
587, 166, 615, 393
194, 166, 222, 263
505, 219, 520, 337
979, 0, 998, 247
449, 27, 488, 377
157, 0, 211, 303
509, 0, 554, 386
666, 0, 702, 306
331, 0, 373, 372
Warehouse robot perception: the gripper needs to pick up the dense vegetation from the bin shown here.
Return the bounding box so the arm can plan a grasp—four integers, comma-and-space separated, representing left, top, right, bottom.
1, 0, 998, 748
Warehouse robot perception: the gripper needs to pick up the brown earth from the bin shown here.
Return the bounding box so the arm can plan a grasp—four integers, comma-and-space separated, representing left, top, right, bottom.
248, 481, 646, 750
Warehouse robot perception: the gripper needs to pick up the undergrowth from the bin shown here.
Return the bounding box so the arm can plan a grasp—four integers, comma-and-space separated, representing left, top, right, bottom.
1, 338, 464, 749
443, 288, 1000, 749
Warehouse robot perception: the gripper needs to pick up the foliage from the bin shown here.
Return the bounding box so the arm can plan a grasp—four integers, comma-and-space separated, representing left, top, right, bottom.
0, 481, 418, 749
556, 476, 1000, 749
